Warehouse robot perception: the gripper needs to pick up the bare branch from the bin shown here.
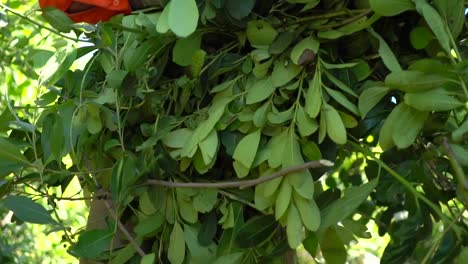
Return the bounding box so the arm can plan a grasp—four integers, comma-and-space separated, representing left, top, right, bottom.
146, 160, 334, 189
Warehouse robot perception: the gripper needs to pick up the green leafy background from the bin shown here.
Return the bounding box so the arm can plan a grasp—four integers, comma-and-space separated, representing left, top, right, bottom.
0, 0, 467, 263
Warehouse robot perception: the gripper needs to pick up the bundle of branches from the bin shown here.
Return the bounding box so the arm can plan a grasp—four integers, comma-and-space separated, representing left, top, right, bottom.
1, 0, 467, 263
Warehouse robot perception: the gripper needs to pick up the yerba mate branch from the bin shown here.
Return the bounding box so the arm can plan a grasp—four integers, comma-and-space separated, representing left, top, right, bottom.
146, 159, 334, 189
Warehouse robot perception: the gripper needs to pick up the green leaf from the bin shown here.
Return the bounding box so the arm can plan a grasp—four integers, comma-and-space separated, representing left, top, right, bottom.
391, 104, 428, 149
269, 31, 297, 55
253, 102, 270, 127
452, 120, 468, 143
282, 129, 309, 189
233, 129, 261, 170
290, 37, 320, 65
168, 0, 199, 37
86, 104, 102, 135
271, 59, 302, 87
433, 0, 465, 39
140, 253, 155, 264
323, 104, 347, 145
378, 103, 400, 150
305, 71, 322, 118
451, 144, 468, 167
246, 20, 278, 46
181, 97, 231, 157
385, 70, 449, 92
168, 223, 185, 264
41, 8, 73, 32
324, 87, 359, 116
246, 77, 275, 104
39, 47, 76, 86
317, 15, 381, 40
358, 86, 390, 118
135, 213, 164, 237
286, 204, 304, 248
157, 3, 170, 33
275, 180, 292, 220
404, 88, 463, 111
296, 105, 319, 137
368, 29, 402, 72
172, 33, 202, 66
199, 129, 219, 165
300, 140, 322, 161
369, 0, 414, 16
267, 106, 294, 125
413, 0, 451, 53
410, 27, 434, 50
233, 160, 250, 178
72, 229, 113, 259
210, 77, 241, 93
4, 195, 56, 224
236, 215, 278, 248
163, 128, 193, 149
178, 197, 198, 223
198, 211, 218, 246
193, 189, 218, 213
0, 137, 29, 166
320, 178, 378, 229
303, 233, 318, 256
294, 193, 320, 231
107, 69, 128, 89
324, 71, 358, 97
184, 224, 217, 262
212, 252, 244, 264
225, 0, 255, 20
268, 130, 288, 168
320, 228, 347, 264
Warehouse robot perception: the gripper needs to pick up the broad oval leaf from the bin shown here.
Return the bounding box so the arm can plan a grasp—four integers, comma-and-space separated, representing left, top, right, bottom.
305, 72, 322, 118
0, 137, 30, 166
404, 88, 463, 112
4, 195, 56, 224
385, 70, 449, 92
323, 104, 347, 145
358, 86, 390, 118
72, 228, 113, 259
233, 129, 261, 169
236, 215, 278, 248
294, 193, 320, 231
168, 0, 199, 37
286, 204, 304, 248
168, 223, 186, 264
320, 178, 378, 229
290, 37, 320, 65
246, 20, 278, 46
369, 0, 415, 16
225, 0, 255, 20
275, 180, 292, 220
391, 103, 428, 149
246, 77, 276, 104
271, 59, 302, 87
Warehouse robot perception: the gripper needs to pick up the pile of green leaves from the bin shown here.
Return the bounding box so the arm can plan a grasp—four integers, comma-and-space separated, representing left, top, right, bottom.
1, 0, 467, 263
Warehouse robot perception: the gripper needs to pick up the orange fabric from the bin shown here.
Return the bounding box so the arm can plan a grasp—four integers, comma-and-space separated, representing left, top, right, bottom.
39, 0, 131, 24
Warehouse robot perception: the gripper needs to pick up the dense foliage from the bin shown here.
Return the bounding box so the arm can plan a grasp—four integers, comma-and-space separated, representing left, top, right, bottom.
1, 0, 467, 263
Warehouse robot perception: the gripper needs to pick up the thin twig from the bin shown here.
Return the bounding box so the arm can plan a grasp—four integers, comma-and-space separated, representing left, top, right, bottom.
82, 156, 146, 257
146, 160, 334, 189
